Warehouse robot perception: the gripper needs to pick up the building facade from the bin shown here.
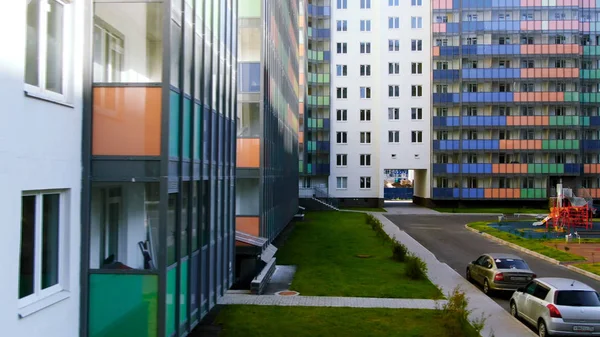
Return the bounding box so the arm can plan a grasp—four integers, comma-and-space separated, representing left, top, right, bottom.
431, 0, 600, 203
236, 0, 300, 285
329, 0, 432, 207
0, 0, 84, 336
81, 1, 237, 337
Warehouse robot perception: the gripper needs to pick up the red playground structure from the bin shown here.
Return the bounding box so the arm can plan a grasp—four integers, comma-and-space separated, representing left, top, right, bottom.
537, 186, 595, 232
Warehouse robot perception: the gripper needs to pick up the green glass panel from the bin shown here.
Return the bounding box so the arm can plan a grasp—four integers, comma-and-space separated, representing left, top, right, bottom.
239, 0, 260, 17
180, 260, 188, 324
323, 74, 330, 82
166, 267, 176, 337
558, 164, 564, 174
89, 274, 158, 337
559, 140, 566, 150
183, 98, 192, 159
542, 140, 549, 150
317, 74, 323, 82
324, 96, 330, 105
534, 189, 543, 199
573, 140, 580, 150
317, 119, 323, 128
549, 116, 557, 126
318, 97, 324, 105
169, 91, 180, 157
194, 104, 201, 159
318, 51, 324, 60
550, 140, 558, 150
549, 164, 557, 174
299, 161, 303, 172
520, 189, 528, 199
527, 164, 534, 174
542, 164, 549, 174
307, 163, 312, 173
582, 117, 590, 126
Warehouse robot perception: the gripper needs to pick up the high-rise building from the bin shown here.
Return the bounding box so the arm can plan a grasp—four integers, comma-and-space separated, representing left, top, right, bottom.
431, 0, 600, 203
329, 0, 431, 207
1, 1, 85, 336
81, 1, 237, 336
235, 0, 300, 288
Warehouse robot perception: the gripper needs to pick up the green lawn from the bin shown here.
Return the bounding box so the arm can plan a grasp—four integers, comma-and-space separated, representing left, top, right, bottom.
340, 207, 387, 212
215, 306, 480, 337
576, 263, 600, 276
467, 221, 585, 262
434, 207, 548, 214
277, 211, 442, 299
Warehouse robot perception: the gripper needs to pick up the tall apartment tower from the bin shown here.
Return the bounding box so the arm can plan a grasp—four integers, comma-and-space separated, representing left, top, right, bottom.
431, 0, 600, 204
329, 0, 432, 207
236, 0, 300, 287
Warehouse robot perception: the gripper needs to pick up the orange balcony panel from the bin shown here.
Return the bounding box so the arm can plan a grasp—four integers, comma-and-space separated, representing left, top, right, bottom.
499, 189, 507, 198
485, 189, 493, 198
92, 86, 162, 156
299, 131, 304, 143
433, 46, 440, 57
237, 138, 260, 168
236, 216, 259, 236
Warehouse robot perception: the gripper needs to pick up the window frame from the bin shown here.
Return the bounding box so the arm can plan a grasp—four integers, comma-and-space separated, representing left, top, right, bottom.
360, 131, 372, 144
360, 176, 372, 189
360, 154, 372, 167
336, 154, 348, 167
411, 130, 423, 143
336, 109, 348, 121
388, 107, 400, 120
411, 107, 423, 120
336, 176, 348, 189
360, 109, 371, 121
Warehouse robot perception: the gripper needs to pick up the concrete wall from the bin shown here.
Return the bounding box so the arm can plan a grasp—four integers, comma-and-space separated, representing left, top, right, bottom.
0, 0, 84, 335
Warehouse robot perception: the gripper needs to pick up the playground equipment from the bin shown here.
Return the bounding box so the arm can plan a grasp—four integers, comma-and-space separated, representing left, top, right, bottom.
532, 184, 595, 232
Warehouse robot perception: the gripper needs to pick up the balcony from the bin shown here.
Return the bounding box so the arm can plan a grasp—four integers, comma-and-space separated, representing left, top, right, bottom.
237, 138, 260, 168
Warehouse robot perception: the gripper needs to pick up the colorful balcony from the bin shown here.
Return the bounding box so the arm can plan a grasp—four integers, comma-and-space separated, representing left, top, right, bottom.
237, 138, 260, 168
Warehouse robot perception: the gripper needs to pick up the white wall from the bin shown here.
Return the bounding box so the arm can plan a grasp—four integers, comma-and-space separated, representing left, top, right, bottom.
329, 1, 431, 200
0, 1, 83, 336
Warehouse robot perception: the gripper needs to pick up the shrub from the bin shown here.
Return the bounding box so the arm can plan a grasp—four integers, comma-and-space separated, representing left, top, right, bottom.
392, 240, 409, 262
439, 286, 488, 337
405, 254, 428, 280
365, 214, 392, 243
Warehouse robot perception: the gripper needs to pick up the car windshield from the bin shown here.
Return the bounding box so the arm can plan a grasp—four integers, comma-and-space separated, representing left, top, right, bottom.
494, 258, 529, 270
556, 291, 600, 307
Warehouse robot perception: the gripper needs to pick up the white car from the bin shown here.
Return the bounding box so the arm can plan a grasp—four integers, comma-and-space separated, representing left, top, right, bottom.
509, 277, 600, 337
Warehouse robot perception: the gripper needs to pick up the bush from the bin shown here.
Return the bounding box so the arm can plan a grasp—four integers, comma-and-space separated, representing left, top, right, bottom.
392, 240, 409, 262
439, 286, 488, 337
365, 214, 392, 243
405, 254, 428, 280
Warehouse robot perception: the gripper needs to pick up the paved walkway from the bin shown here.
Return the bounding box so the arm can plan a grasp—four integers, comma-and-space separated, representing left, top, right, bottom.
372, 212, 537, 337
219, 294, 442, 309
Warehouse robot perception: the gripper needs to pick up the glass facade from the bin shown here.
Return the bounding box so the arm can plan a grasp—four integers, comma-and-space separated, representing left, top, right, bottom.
431, 1, 600, 201
84, 1, 237, 337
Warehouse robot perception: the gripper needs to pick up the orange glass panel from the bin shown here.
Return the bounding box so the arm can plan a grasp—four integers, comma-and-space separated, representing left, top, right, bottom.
92, 86, 161, 156
485, 189, 492, 198
237, 138, 260, 168
236, 216, 259, 236
492, 189, 499, 198
299, 131, 304, 143
499, 189, 507, 198
433, 46, 440, 57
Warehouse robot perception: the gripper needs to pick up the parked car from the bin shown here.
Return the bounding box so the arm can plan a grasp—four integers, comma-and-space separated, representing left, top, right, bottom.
510, 277, 600, 337
466, 253, 536, 295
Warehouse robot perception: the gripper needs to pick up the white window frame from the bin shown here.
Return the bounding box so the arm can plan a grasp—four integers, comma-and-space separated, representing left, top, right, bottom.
360, 131, 372, 144
389, 62, 400, 75
336, 154, 348, 167
388, 107, 400, 120
411, 16, 423, 29
360, 154, 371, 167
411, 39, 422, 51
388, 17, 400, 29
360, 64, 371, 76
389, 130, 400, 143
411, 85, 423, 97
411, 0, 423, 5
360, 86, 371, 99
412, 130, 423, 143
360, 176, 372, 189
360, 0, 371, 9
360, 20, 371, 32
411, 62, 423, 74
389, 39, 400, 52
389, 0, 400, 6
336, 177, 348, 189
18, 189, 70, 313
336, 0, 348, 9
24, 0, 73, 104
389, 85, 400, 98
336, 131, 348, 144
411, 107, 423, 120
360, 109, 371, 121
336, 109, 347, 121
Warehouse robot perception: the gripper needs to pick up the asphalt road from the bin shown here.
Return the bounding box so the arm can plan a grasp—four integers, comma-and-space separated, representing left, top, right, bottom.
384, 213, 600, 312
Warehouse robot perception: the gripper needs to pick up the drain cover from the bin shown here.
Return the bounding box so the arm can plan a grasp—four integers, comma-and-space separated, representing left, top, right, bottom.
275, 290, 300, 296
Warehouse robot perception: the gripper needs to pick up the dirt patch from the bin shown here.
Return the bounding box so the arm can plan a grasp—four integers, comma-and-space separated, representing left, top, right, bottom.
543, 242, 600, 264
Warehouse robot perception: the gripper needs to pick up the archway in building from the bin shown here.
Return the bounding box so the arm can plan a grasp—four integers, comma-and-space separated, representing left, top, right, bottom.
382, 168, 430, 208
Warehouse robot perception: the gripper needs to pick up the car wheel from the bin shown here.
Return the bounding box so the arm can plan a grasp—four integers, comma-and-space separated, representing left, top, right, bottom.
510, 301, 518, 318
483, 279, 491, 295
538, 320, 548, 337
466, 268, 472, 282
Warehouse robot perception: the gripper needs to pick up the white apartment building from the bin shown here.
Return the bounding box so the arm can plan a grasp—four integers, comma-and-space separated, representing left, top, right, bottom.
0, 0, 84, 336
329, 0, 432, 206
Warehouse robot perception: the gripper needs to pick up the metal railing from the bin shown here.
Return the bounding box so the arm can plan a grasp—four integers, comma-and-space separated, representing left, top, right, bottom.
314, 186, 339, 208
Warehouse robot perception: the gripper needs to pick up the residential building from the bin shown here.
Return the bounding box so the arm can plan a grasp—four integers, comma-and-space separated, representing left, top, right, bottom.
329, 0, 431, 207
431, 0, 600, 203
81, 1, 237, 336
236, 0, 300, 287
0, 0, 84, 336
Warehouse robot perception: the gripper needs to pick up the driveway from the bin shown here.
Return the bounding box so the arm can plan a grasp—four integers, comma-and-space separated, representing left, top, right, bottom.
384, 213, 600, 312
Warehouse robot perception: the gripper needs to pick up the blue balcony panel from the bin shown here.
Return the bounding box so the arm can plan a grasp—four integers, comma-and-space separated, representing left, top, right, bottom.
462, 92, 514, 103
462, 188, 485, 199
461, 163, 493, 174
461, 116, 507, 126
462, 68, 520, 79
434, 70, 460, 81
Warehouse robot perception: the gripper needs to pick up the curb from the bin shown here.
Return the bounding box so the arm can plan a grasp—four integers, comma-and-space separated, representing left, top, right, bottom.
464, 225, 600, 283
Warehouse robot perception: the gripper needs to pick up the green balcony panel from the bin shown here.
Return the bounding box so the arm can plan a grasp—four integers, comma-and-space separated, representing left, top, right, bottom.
317, 74, 324, 82
307, 163, 312, 173
317, 119, 323, 128
194, 104, 201, 159
166, 267, 176, 337
317, 97, 324, 105
89, 274, 158, 337
299, 161, 303, 172
583, 46, 600, 56
563, 92, 579, 102
317, 51, 324, 60
180, 260, 188, 324
534, 189, 546, 199
323, 74, 330, 82
323, 96, 330, 105
580, 69, 600, 79
582, 93, 600, 103
582, 117, 590, 126
183, 98, 192, 159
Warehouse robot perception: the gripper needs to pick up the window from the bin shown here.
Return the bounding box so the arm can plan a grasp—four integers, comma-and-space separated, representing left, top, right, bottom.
554, 59, 566, 68
467, 154, 478, 164
336, 154, 347, 166
388, 107, 400, 120
336, 87, 347, 99
435, 38, 448, 46
411, 0, 423, 5
360, 131, 372, 144
336, 42, 347, 54
522, 177, 534, 189
411, 85, 423, 97
436, 61, 448, 70
466, 37, 477, 45
19, 191, 67, 305
436, 107, 448, 117
360, 64, 371, 76
360, 177, 372, 189
336, 109, 347, 121
437, 131, 448, 140
360, 0, 371, 8
466, 107, 478, 116
411, 63, 423, 74
411, 108, 423, 120
336, 20, 348, 31
336, 177, 348, 189
389, 62, 400, 74
26, 0, 71, 100
521, 59, 534, 68
389, 39, 400, 51
360, 87, 371, 99
360, 109, 371, 121
467, 14, 478, 21
336, 131, 348, 144
411, 131, 423, 143
360, 20, 371, 31
360, 42, 371, 54
388, 17, 400, 29
436, 84, 448, 93
336, 65, 347, 76
436, 15, 448, 23
411, 16, 423, 29
411, 39, 422, 51
389, 85, 400, 97
389, 131, 400, 143
499, 60, 510, 68
360, 154, 371, 167
389, 0, 400, 5
336, 0, 347, 9
468, 177, 478, 189
467, 83, 478, 92
468, 130, 478, 140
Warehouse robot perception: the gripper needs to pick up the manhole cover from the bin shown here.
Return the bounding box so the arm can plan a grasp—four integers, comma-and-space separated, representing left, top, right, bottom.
275, 290, 299, 296
356, 254, 373, 259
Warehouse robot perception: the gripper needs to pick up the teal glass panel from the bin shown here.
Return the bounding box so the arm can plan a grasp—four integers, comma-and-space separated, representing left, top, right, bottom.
89, 274, 158, 337
169, 90, 180, 157
180, 260, 189, 324
183, 98, 192, 159
166, 267, 176, 337
194, 104, 201, 159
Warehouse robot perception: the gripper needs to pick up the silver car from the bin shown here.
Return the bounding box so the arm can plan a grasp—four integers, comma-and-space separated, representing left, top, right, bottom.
510, 277, 600, 337
467, 253, 536, 295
